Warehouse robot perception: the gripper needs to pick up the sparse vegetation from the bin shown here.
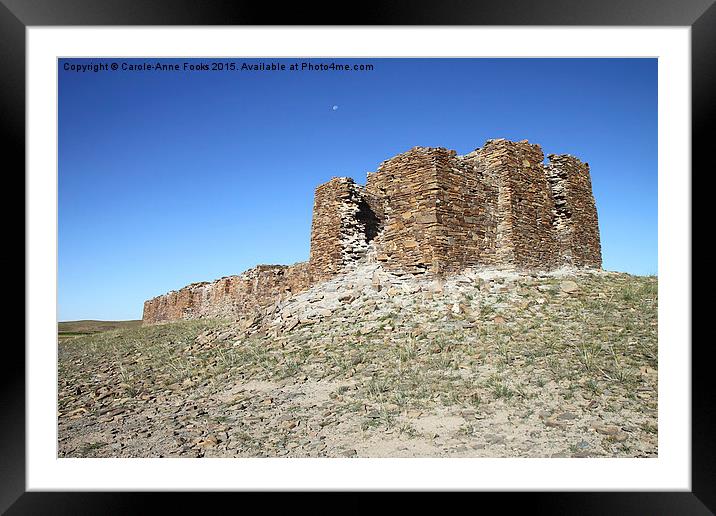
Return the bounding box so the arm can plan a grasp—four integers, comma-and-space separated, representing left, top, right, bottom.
59, 270, 657, 458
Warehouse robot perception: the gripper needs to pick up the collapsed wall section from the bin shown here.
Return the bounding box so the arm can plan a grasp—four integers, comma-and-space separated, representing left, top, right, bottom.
546, 154, 602, 268
142, 262, 313, 325
308, 177, 381, 282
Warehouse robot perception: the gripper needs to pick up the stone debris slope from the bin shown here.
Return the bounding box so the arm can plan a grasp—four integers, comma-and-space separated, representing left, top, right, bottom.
59, 265, 657, 458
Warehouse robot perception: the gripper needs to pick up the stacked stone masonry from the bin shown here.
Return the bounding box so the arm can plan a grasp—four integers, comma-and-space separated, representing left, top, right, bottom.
546, 154, 602, 268
308, 177, 381, 283
142, 138, 601, 324
142, 262, 312, 324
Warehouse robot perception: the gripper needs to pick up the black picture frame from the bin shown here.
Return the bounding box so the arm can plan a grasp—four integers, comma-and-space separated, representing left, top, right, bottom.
5, 0, 708, 513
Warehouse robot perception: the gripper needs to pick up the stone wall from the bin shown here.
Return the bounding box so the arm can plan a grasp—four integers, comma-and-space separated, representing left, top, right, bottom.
436, 150, 498, 273
308, 177, 381, 282
142, 138, 602, 325
364, 146, 502, 274
361, 140, 573, 274
142, 262, 313, 324
474, 139, 562, 270
365, 147, 446, 273
546, 154, 602, 268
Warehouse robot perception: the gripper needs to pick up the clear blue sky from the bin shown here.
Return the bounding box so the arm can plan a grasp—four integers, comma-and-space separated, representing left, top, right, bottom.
59, 58, 657, 321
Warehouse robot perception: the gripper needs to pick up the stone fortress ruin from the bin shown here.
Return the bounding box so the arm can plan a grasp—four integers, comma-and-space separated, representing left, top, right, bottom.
142, 138, 601, 325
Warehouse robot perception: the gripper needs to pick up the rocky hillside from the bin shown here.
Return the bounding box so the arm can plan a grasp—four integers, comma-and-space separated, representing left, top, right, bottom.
59, 265, 657, 458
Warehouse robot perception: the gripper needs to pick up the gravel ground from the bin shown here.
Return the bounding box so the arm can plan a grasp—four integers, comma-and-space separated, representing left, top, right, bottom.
58, 266, 657, 458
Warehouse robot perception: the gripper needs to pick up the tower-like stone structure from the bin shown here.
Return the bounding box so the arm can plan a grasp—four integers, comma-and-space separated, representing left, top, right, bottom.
472, 139, 561, 270
364, 146, 498, 274
307, 138, 599, 279
546, 154, 602, 268
308, 177, 381, 282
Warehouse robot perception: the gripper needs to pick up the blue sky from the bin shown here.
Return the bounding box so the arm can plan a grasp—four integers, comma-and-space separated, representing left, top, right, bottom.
59, 58, 657, 321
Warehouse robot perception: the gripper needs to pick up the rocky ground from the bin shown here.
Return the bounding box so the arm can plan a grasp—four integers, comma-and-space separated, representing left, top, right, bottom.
58, 264, 657, 458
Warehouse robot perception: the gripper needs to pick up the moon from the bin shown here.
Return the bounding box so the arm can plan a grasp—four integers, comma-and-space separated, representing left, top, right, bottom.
332, 105, 339, 111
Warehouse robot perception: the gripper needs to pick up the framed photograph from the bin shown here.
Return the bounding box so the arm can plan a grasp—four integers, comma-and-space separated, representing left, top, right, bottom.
8, 0, 708, 512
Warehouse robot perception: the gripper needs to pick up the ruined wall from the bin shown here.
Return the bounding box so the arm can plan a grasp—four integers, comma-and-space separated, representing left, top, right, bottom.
546, 154, 602, 268
436, 151, 498, 273
365, 147, 446, 272
364, 142, 561, 274
473, 139, 561, 270
308, 177, 381, 282
143, 137, 601, 325
142, 262, 313, 324
365, 146, 499, 274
